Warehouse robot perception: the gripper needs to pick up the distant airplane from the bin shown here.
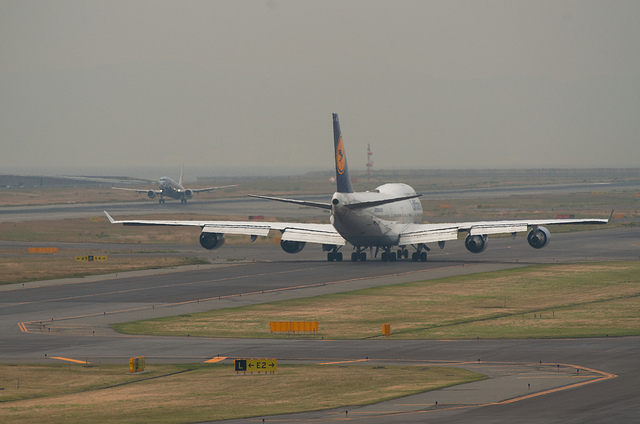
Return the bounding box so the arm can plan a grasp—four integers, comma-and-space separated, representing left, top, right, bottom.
106, 114, 609, 261
112, 165, 238, 204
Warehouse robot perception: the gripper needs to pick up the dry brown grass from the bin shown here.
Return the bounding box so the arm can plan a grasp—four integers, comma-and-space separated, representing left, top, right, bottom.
114, 262, 640, 340
0, 363, 482, 423
0, 215, 302, 246
0, 248, 207, 285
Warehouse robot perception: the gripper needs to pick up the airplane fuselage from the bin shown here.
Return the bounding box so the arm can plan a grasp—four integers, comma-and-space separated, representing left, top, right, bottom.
158, 177, 192, 202
331, 183, 422, 247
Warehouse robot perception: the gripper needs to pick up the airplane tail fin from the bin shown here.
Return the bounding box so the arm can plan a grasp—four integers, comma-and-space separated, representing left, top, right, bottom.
179, 163, 184, 186
333, 113, 354, 193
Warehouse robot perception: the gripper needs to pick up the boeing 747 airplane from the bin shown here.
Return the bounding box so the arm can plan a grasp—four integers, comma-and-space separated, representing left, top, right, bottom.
106, 114, 609, 262
112, 165, 238, 204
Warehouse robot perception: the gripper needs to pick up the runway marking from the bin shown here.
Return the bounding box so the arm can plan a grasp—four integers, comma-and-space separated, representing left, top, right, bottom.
516, 375, 592, 379
494, 363, 617, 405
51, 357, 90, 364
318, 359, 369, 365
204, 356, 227, 363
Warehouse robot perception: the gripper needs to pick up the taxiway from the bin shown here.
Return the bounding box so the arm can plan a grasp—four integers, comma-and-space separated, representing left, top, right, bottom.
1, 226, 638, 422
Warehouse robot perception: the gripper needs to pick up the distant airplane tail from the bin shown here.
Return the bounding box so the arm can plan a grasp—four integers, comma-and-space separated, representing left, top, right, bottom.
179, 163, 184, 186
332, 113, 354, 193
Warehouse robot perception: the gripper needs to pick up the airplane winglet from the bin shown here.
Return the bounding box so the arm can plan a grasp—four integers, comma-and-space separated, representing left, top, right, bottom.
104, 211, 115, 224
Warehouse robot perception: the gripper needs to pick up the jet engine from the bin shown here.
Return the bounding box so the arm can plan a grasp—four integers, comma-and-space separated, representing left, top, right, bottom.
147, 190, 156, 199
465, 234, 488, 253
280, 240, 306, 254
184, 189, 193, 199
527, 226, 550, 249
199, 232, 225, 250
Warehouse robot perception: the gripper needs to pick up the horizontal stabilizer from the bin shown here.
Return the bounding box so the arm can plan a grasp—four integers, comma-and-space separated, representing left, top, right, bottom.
248, 194, 332, 210
346, 194, 422, 210
191, 184, 239, 193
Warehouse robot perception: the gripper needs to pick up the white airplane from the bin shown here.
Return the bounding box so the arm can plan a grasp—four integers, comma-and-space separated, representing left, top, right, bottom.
105, 114, 609, 262
112, 165, 238, 204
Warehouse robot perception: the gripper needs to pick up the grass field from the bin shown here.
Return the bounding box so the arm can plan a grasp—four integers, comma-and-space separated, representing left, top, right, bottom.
0, 363, 482, 423
0, 248, 208, 285
0, 214, 296, 246
113, 261, 640, 340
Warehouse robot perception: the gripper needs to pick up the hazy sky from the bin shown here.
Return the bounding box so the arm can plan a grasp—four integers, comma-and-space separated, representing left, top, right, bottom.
1, 1, 639, 178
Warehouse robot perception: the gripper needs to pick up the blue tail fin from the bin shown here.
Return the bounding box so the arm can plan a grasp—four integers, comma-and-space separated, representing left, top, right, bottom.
332, 113, 354, 193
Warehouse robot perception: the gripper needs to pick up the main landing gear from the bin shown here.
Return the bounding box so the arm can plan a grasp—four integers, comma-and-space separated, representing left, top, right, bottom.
326, 245, 343, 262
411, 244, 429, 262
351, 250, 367, 262
327, 251, 343, 261
350, 246, 411, 262
379, 247, 409, 261
411, 251, 428, 262
346, 243, 436, 263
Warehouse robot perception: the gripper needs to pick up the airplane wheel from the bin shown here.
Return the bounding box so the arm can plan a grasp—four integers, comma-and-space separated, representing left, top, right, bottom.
381, 252, 388, 261
359, 252, 367, 261
412, 252, 418, 262
420, 251, 427, 262
336, 252, 343, 262
351, 252, 358, 262
390, 252, 397, 262
403, 249, 409, 259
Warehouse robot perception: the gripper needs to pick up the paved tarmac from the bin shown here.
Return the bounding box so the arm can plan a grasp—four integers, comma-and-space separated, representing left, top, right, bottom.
1, 178, 635, 222
1, 224, 639, 422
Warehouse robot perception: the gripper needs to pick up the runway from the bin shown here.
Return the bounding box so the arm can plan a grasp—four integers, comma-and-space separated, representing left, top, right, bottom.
1, 224, 639, 422
1, 177, 636, 223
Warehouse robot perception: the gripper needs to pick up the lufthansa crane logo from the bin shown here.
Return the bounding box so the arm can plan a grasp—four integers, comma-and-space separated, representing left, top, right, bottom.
336, 136, 346, 174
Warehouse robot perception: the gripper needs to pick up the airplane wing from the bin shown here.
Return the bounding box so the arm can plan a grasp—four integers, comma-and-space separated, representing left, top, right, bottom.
190, 184, 239, 193
112, 187, 160, 194
398, 216, 610, 245
104, 212, 346, 246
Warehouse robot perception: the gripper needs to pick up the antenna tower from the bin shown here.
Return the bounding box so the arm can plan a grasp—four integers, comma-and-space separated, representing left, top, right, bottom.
366, 144, 374, 181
